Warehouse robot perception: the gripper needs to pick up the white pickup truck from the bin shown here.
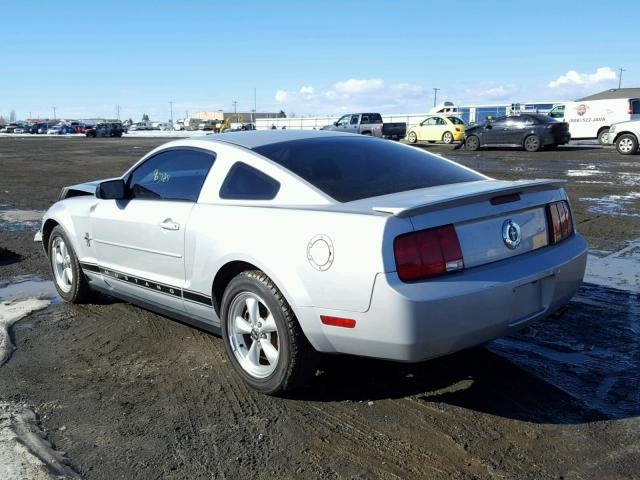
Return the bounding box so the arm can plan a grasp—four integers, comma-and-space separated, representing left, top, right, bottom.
608, 120, 640, 155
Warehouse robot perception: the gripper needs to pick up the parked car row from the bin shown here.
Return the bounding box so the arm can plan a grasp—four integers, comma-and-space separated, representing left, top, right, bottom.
0, 122, 88, 135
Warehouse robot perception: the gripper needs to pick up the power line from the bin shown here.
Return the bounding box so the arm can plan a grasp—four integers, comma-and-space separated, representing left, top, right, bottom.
618, 68, 626, 89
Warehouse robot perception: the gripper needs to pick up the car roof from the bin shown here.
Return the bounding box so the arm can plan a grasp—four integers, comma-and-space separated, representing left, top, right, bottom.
203, 129, 358, 149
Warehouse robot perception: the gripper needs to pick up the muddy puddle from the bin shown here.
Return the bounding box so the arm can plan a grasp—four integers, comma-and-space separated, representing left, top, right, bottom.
0, 276, 58, 302
0, 209, 44, 232
490, 283, 639, 419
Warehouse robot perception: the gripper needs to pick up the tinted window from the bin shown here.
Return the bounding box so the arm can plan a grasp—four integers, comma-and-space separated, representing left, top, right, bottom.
523, 113, 555, 124
127, 148, 214, 201
369, 113, 383, 124
549, 106, 565, 118
447, 116, 465, 125
350, 115, 359, 125
253, 137, 483, 203
219, 162, 280, 200
490, 117, 508, 127
631, 100, 640, 115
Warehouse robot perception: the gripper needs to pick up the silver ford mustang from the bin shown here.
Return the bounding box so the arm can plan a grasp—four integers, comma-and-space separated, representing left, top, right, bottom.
38, 130, 587, 394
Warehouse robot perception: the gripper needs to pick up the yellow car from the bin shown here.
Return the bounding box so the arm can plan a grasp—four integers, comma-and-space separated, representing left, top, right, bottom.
406, 115, 466, 144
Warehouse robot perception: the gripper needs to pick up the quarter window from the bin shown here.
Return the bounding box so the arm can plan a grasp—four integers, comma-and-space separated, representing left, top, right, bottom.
219, 162, 280, 200
127, 148, 215, 202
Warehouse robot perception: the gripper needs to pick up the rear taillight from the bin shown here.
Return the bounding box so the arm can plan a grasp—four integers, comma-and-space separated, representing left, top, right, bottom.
394, 224, 464, 282
455, 127, 461, 132
546, 201, 574, 244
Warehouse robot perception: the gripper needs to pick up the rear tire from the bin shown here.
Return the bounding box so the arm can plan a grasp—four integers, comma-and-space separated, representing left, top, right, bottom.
524, 134, 541, 152
465, 135, 480, 151
615, 134, 638, 155
597, 128, 610, 145
407, 131, 417, 144
48, 226, 92, 303
442, 131, 454, 144
221, 270, 318, 395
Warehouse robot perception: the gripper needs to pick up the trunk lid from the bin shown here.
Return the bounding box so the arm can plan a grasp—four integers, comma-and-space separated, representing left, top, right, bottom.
369, 179, 565, 269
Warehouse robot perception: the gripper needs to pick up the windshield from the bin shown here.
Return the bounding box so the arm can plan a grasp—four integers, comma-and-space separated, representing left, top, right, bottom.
253, 137, 483, 202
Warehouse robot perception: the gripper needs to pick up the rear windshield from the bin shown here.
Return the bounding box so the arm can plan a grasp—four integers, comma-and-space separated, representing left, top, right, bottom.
447, 116, 465, 125
253, 137, 483, 202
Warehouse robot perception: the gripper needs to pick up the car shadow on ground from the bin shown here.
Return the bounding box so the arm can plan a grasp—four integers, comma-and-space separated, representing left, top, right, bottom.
291, 284, 640, 425
290, 347, 606, 425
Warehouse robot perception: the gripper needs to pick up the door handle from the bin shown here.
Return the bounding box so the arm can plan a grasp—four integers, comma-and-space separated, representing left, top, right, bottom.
159, 218, 180, 230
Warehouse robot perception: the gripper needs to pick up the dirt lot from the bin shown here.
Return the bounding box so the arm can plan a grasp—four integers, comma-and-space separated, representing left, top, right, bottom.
0, 137, 639, 479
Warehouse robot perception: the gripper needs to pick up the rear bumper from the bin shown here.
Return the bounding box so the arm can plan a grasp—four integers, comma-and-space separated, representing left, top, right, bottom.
542, 131, 571, 146
309, 234, 587, 362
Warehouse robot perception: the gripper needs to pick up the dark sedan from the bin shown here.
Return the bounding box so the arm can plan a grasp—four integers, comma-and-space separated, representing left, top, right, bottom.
464, 114, 570, 152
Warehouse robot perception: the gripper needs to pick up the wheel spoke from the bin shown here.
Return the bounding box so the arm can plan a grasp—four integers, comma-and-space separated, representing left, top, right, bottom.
261, 314, 277, 332
260, 339, 279, 365
60, 241, 68, 259
245, 297, 259, 324
246, 340, 260, 366
55, 252, 64, 265
235, 316, 253, 334
63, 267, 72, 285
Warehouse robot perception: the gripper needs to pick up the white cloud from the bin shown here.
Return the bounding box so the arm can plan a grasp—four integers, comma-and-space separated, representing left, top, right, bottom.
548, 67, 617, 88
464, 83, 519, 102
272, 78, 429, 115
274, 90, 288, 103
331, 78, 384, 95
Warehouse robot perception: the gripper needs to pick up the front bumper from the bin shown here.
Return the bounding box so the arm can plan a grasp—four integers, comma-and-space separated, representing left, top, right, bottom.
310, 234, 587, 362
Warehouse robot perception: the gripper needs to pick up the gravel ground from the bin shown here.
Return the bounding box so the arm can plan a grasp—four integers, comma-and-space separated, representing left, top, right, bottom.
0, 136, 638, 479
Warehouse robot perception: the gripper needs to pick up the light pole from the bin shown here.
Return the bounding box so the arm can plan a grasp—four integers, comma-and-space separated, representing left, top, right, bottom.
618, 68, 626, 89
433, 88, 440, 108
169, 100, 174, 127
232, 100, 239, 121
52, 106, 57, 121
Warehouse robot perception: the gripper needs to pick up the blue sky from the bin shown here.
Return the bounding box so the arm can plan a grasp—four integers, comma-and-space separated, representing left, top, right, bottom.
1, 1, 638, 121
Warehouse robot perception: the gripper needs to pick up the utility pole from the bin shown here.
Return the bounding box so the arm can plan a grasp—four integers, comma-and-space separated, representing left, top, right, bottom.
618, 68, 626, 89
433, 88, 440, 108
253, 88, 257, 124
169, 101, 174, 126
232, 100, 238, 119
116, 104, 121, 120
52, 106, 57, 120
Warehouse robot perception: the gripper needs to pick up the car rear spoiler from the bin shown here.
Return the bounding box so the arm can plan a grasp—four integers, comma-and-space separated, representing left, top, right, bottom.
372, 179, 566, 217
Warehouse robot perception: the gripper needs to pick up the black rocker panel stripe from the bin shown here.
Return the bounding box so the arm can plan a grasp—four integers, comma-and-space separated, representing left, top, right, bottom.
80, 262, 212, 307
183, 290, 214, 306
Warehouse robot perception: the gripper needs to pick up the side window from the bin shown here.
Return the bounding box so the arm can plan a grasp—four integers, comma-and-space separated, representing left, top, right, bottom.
422, 117, 436, 126
361, 114, 370, 123
631, 100, 640, 115
219, 162, 280, 200
369, 114, 383, 124
435, 117, 447, 125
350, 115, 360, 125
336, 115, 349, 127
127, 149, 215, 202
549, 106, 565, 118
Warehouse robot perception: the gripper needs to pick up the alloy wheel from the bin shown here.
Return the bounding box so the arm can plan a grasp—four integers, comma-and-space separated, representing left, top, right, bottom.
227, 292, 280, 379
618, 137, 634, 153
51, 236, 73, 293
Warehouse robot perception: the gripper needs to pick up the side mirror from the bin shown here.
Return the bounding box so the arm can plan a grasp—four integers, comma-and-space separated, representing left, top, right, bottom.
96, 179, 127, 200
333, 122, 338, 126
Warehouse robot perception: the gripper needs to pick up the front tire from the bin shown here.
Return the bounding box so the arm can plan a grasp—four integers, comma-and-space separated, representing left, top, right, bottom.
407, 131, 417, 144
221, 271, 317, 395
598, 128, 610, 145
465, 135, 480, 151
442, 131, 454, 144
524, 134, 541, 152
615, 134, 638, 155
48, 226, 92, 303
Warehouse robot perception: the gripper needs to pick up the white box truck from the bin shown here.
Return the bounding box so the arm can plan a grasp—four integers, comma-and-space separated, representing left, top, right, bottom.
548, 95, 640, 144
